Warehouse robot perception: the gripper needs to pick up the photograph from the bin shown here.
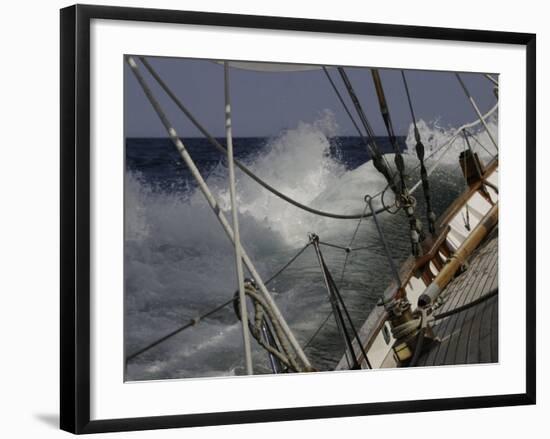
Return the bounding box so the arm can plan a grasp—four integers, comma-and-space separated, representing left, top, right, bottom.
0, 0, 542, 436
123, 56, 499, 381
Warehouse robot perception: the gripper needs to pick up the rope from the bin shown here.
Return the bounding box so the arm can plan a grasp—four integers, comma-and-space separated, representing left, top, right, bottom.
323, 66, 394, 207
366, 195, 402, 289
299, 200, 391, 356
303, 202, 370, 354
380, 183, 401, 215
463, 128, 495, 158
304, 310, 334, 350
322, 67, 366, 141
126, 236, 312, 364
224, 61, 253, 375
407, 102, 498, 196
409, 137, 457, 194
311, 235, 354, 368
310, 235, 371, 369
340, 201, 370, 284
233, 282, 304, 372
401, 70, 436, 234
261, 319, 284, 373
138, 56, 389, 220
408, 327, 426, 367
128, 57, 500, 371
391, 317, 422, 340
347, 202, 370, 247
456, 73, 499, 151
432, 287, 498, 320
337, 67, 398, 194
371, 70, 403, 169
461, 129, 498, 194
125, 297, 235, 364
264, 242, 312, 285
392, 289, 498, 336
392, 288, 498, 366
321, 249, 372, 369
319, 241, 351, 252
372, 69, 423, 255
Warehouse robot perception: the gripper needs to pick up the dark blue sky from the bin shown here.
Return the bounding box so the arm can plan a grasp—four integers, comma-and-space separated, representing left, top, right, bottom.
124, 57, 497, 138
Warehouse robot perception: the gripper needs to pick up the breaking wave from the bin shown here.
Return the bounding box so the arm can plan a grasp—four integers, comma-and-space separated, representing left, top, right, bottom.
125, 110, 497, 380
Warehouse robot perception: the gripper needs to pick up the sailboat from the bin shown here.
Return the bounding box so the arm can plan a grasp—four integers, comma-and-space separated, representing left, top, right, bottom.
125, 55, 499, 376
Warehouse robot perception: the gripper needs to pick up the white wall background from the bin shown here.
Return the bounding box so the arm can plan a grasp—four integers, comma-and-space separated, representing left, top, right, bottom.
0, 0, 546, 437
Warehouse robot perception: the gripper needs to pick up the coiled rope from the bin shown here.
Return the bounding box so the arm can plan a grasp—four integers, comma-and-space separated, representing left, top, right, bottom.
400, 287, 499, 367
233, 280, 306, 372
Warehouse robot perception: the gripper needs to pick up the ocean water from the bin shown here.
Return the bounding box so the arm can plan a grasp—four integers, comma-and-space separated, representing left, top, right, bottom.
124, 114, 497, 381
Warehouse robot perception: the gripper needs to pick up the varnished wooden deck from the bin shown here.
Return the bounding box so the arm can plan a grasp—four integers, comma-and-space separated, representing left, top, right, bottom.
416, 229, 498, 367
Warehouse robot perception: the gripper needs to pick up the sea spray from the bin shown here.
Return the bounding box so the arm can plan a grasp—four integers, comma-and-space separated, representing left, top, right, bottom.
125, 113, 486, 380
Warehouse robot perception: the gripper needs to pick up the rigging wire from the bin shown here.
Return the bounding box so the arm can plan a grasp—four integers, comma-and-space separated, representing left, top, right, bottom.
126, 122, 494, 365
311, 235, 371, 369
304, 202, 370, 351
125, 297, 234, 364
463, 128, 494, 158
372, 68, 423, 255
127, 54, 313, 370
233, 282, 303, 372
125, 241, 313, 363
403, 287, 499, 367
336, 67, 398, 194
138, 57, 496, 221
407, 102, 498, 196
322, 249, 372, 369
138, 56, 389, 220
401, 70, 436, 234
303, 310, 335, 350
432, 287, 498, 320
318, 241, 350, 252
456, 73, 499, 151
484, 74, 499, 87
126, 59, 500, 372
322, 67, 366, 141
340, 201, 370, 284
264, 242, 312, 285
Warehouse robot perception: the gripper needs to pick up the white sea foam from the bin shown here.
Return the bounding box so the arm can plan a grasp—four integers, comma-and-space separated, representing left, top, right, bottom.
125, 110, 498, 380
404, 112, 498, 165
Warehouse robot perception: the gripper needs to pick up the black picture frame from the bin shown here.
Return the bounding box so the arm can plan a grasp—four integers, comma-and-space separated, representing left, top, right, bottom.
60, 4, 536, 434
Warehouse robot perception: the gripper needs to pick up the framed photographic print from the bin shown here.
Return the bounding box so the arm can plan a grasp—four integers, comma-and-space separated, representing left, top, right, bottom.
60, 4, 536, 434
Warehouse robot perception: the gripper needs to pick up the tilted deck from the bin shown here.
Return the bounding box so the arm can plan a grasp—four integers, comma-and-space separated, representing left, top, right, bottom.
416, 228, 498, 367
335, 164, 499, 371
